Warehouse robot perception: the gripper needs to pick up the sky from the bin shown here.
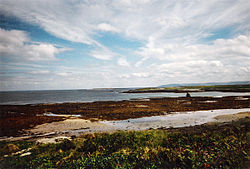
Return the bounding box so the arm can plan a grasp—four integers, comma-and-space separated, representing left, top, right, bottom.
0, 0, 250, 91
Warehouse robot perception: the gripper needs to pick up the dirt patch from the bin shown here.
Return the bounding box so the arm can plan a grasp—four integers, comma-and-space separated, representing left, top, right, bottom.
213, 111, 250, 122
1, 144, 20, 155
0, 116, 65, 137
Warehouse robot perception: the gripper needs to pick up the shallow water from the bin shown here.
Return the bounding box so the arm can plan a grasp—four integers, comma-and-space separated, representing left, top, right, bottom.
100, 108, 250, 131
42, 112, 82, 117
1, 108, 249, 142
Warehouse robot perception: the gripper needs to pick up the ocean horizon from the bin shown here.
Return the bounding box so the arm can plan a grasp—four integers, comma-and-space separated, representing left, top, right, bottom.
1, 89, 250, 105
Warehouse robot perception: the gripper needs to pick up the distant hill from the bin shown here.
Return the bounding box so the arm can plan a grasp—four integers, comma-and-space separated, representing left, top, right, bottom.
158, 81, 250, 88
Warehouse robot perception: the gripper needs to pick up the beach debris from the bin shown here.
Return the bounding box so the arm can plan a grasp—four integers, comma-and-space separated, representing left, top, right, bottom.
235, 97, 249, 101
73, 127, 90, 130
200, 100, 217, 103
1, 144, 20, 155
43, 112, 82, 117
135, 105, 149, 108
3, 147, 32, 157
36, 136, 71, 144
183, 101, 192, 105
20, 152, 31, 157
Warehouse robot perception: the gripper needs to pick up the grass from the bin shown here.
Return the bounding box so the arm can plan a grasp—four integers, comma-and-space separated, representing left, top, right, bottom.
0, 118, 249, 168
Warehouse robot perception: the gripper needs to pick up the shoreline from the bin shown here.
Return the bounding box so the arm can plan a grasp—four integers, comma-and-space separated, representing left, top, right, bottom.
0, 109, 249, 143
0, 95, 249, 138
2, 91, 250, 106
1, 117, 249, 168
123, 84, 250, 93
124, 89, 250, 93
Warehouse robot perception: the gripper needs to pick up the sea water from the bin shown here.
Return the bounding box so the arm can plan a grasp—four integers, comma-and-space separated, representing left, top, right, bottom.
1, 89, 250, 105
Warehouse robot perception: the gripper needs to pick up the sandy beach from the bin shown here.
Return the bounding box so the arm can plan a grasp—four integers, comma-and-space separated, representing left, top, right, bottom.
0, 95, 249, 142
1, 108, 249, 143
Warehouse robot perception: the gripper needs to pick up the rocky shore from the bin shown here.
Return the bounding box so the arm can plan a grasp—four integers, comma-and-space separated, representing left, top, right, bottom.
0, 96, 249, 137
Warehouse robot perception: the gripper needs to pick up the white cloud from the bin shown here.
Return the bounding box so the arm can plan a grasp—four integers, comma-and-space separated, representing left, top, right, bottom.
132, 72, 150, 78
97, 23, 119, 33
89, 48, 116, 60
135, 35, 250, 64
157, 60, 224, 75
117, 57, 130, 67
1, 1, 250, 59
56, 72, 70, 77
30, 70, 50, 74
119, 74, 130, 79
1, 0, 249, 45
0, 28, 68, 61
0, 0, 250, 90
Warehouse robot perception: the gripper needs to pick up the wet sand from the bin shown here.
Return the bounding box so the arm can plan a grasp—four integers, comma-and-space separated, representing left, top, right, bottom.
210, 111, 250, 123
27, 117, 110, 135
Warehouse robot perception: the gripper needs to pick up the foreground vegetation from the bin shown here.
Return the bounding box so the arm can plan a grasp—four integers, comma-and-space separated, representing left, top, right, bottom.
0, 119, 249, 168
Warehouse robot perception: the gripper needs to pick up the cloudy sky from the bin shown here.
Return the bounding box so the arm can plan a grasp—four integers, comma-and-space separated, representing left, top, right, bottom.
0, 0, 250, 91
